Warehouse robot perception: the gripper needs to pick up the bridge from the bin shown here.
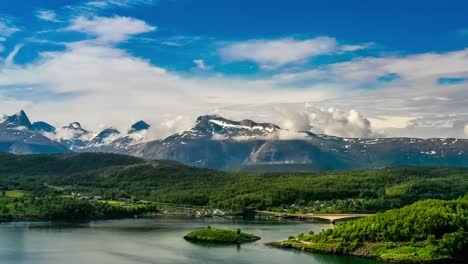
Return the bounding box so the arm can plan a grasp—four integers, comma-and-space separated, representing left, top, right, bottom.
257, 211, 374, 223
299, 213, 374, 223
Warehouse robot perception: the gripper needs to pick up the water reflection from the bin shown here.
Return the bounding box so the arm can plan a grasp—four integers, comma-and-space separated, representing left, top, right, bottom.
0, 218, 384, 264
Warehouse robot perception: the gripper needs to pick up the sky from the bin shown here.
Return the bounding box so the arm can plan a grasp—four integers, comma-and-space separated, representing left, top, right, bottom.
0, 0, 468, 139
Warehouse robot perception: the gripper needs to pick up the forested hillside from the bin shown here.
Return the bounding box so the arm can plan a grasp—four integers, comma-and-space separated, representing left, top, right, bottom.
270, 198, 468, 263
0, 153, 466, 214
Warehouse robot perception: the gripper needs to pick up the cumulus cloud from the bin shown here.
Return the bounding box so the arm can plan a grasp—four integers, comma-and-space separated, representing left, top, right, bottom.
219, 37, 338, 69
276, 106, 377, 138
275, 49, 468, 85
66, 15, 156, 43
36, 10, 61, 23
0, 37, 338, 138
1, 12, 468, 139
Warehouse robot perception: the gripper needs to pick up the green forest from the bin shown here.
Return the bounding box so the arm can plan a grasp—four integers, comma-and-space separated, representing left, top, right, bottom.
270, 198, 468, 262
1, 153, 467, 262
184, 227, 261, 243
0, 153, 467, 220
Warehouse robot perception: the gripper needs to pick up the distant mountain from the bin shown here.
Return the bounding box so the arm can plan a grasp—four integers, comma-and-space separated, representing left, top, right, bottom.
3, 110, 33, 129
0, 110, 70, 154
56, 122, 92, 150
55, 120, 151, 153
1, 110, 468, 172
135, 115, 468, 171
89, 128, 121, 146
32, 121, 56, 133
81, 121, 150, 153
129, 120, 150, 133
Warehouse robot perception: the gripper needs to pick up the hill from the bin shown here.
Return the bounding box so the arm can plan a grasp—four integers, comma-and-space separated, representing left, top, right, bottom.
269, 199, 468, 263
0, 153, 467, 213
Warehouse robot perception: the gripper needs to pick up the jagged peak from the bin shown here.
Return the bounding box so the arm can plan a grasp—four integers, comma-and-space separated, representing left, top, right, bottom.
94, 127, 120, 138
32, 121, 56, 133
3, 110, 33, 129
129, 120, 150, 133
62, 122, 89, 134
194, 115, 280, 131
69, 122, 82, 129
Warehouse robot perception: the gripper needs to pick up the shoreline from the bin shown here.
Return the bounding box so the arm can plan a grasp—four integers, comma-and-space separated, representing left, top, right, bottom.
265, 241, 461, 264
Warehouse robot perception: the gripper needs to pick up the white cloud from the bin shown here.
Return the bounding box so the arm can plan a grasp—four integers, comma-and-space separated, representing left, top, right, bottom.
66, 15, 156, 43
160, 41, 182, 47
340, 42, 374, 52
193, 59, 210, 70
219, 37, 338, 69
0, 14, 467, 139
285, 49, 468, 84
0, 38, 342, 138
36, 10, 61, 23
2, 35, 466, 139
0, 18, 20, 37
275, 106, 377, 138
465, 125, 468, 138
5, 44, 23, 66
85, 0, 156, 9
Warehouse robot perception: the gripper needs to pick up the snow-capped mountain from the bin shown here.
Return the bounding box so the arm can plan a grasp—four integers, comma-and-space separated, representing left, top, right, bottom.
88, 128, 121, 147
136, 115, 468, 171
81, 121, 151, 153
56, 122, 93, 150
162, 115, 280, 142
129, 120, 150, 133
0, 110, 152, 155
56, 120, 149, 154
2, 110, 468, 172
32, 121, 56, 134
0, 110, 70, 154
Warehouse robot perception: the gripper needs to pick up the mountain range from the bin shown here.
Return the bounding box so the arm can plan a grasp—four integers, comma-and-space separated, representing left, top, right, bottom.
1, 110, 468, 171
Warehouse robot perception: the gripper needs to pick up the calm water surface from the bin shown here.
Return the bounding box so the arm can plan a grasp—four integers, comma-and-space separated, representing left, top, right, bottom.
0, 218, 383, 264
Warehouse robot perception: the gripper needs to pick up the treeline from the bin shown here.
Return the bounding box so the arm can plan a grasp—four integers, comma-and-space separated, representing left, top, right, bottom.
0, 197, 159, 221
285, 198, 468, 262
0, 153, 467, 213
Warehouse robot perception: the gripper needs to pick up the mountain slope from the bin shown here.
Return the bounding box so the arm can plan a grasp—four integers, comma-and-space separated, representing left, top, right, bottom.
136, 115, 468, 171
1, 110, 468, 172
0, 111, 70, 154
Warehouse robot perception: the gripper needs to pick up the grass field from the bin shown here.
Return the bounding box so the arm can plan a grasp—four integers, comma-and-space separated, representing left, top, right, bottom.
4, 190, 26, 198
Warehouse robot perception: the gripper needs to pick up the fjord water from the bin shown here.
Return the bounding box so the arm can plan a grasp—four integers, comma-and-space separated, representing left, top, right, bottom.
0, 218, 381, 264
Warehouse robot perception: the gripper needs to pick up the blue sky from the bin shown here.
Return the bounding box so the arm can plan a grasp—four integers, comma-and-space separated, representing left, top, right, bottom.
3, 0, 468, 74
1, 0, 468, 138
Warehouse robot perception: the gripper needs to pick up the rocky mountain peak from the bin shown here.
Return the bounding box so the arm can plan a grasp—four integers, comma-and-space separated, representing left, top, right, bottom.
191, 115, 280, 139
90, 128, 121, 146
32, 121, 56, 133
59, 122, 90, 139
129, 120, 150, 133
3, 110, 33, 129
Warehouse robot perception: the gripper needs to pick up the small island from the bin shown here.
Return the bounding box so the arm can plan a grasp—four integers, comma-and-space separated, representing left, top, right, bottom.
184, 227, 261, 244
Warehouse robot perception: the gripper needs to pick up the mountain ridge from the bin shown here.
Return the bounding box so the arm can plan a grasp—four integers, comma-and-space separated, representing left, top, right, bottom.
1, 110, 468, 171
